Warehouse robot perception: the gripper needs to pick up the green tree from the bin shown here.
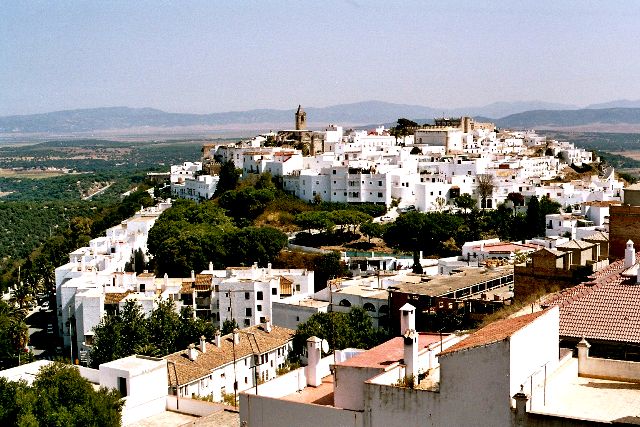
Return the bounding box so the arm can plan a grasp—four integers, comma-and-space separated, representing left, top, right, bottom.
32, 363, 123, 427
292, 307, 387, 357
526, 196, 541, 238
214, 160, 240, 197
454, 193, 476, 214
147, 298, 181, 355
221, 319, 239, 335
359, 221, 385, 243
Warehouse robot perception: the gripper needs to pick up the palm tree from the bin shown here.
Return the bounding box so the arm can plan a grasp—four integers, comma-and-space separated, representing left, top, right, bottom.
10, 281, 35, 310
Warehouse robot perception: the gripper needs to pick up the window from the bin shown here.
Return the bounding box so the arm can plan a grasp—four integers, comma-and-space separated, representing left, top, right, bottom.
260, 316, 266, 323
245, 292, 250, 300
295, 284, 300, 292
296, 316, 300, 321
244, 318, 250, 326
245, 377, 248, 384
378, 192, 383, 197
272, 288, 277, 295
257, 291, 263, 300
378, 180, 383, 186
140, 284, 145, 292
117, 377, 127, 397
257, 305, 262, 312
246, 308, 252, 316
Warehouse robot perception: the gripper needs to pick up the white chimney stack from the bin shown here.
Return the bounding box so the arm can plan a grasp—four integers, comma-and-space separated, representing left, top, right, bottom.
209, 262, 213, 271
233, 328, 240, 345
625, 240, 635, 268
200, 335, 207, 353
214, 330, 221, 347
187, 343, 198, 361
403, 329, 418, 383
163, 273, 168, 289
306, 336, 322, 387
191, 270, 195, 281
264, 317, 272, 333
400, 303, 416, 334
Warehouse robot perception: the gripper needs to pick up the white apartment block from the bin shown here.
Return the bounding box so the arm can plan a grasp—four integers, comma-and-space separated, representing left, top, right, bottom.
171, 174, 219, 202
55, 202, 172, 359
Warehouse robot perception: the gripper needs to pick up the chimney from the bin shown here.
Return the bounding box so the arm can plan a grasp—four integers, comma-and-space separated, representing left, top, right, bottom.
399, 303, 416, 334
403, 329, 418, 382
200, 335, 207, 353
163, 273, 168, 288
577, 337, 591, 376
513, 385, 529, 426
306, 336, 322, 387
191, 270, 195, 281
214, 330, 221, 347
209, 261, 213, 271
187, 343, 198, 361
233, 328, 240, 345
625, 240, 635, 268
264, 317, 272, 333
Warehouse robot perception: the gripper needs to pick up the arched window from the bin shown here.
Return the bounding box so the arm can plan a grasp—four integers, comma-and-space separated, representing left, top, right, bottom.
378, 305, 389, 314
338, 299, 351, 307
363, 303, 376, 312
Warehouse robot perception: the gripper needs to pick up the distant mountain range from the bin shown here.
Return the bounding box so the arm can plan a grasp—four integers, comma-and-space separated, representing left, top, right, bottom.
2, 99, 640, 135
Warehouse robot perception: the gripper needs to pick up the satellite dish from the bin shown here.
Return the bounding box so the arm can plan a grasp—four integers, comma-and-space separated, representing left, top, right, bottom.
321, 339, 329, 354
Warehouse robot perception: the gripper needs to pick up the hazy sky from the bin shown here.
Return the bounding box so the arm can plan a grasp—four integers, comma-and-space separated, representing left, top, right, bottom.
1, 0, 639, 116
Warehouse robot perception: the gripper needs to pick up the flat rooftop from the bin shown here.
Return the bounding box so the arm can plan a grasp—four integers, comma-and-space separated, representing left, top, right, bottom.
532, 358, 640, 423
338, 333, 443, 370
281, 374, 334, 406
390, 266, 514, 297
333, 284, 387, 300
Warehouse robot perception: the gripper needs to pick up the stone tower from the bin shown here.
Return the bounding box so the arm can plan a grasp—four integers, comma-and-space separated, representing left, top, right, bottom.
295, 105, 307, 130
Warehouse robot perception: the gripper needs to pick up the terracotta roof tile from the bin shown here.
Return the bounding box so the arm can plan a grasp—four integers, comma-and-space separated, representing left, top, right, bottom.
543, 252, 640, 344
438, 310, 547, 356
104, 290, 134, 305
165, 324, 295, 386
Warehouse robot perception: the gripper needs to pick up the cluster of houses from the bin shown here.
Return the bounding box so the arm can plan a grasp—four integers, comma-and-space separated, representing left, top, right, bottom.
171, 108, 621, 216
34, 109, 640, 425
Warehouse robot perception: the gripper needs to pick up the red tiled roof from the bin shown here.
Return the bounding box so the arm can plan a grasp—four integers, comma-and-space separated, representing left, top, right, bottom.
438, 310, 547, 356
543, 252, 640, 344
338, 333, 443, 370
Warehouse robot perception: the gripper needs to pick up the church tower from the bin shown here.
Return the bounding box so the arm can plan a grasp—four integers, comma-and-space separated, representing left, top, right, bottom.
295, 105, 307, 130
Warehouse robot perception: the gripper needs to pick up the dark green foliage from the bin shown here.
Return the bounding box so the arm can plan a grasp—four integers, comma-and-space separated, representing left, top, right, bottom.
0, 362, 124, 427
219, 187, 276, 224
359, 221, 385, 243
292, 306, 388, 357
125, 248, 146, 274
454, 193, 476, 212
221, 319, 239, 335
90, 299, 217, 367
147, 199, 288, 276
0, 301, 28, 369
214, 160, 241, 197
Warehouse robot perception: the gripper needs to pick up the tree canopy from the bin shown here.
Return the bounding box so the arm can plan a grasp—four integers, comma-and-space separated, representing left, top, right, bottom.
89, 299, 215, 368
292, 306, 388, 357
0, 362, 124, 427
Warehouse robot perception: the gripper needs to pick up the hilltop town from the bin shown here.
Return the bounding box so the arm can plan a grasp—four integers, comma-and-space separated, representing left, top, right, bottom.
3, 106, 639, 426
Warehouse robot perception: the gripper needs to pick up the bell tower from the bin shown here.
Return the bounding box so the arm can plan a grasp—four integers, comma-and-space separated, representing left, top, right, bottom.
295, 105, 307, 130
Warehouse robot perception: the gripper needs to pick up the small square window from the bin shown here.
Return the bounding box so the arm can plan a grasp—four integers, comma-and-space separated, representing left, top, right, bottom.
271, 288, 277, 295
257, 291, 263, 300
244, 318, 250, 326
245, 292, 250, 300
246, 308, 252, 316
257, 305, 262, 312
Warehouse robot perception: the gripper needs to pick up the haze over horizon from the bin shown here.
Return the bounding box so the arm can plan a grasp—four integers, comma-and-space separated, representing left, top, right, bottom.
2, 1, 640, 116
